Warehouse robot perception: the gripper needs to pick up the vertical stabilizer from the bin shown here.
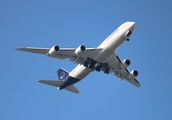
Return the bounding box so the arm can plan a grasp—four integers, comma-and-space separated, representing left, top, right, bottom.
57, 68, 69, 80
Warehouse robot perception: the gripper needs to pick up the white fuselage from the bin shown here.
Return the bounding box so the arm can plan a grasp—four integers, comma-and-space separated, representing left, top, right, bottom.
69, 22, 135, 80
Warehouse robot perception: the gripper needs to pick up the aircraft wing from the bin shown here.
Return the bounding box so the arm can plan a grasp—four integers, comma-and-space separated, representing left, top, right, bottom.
15, 46, 102, 65
115, 68, 140, 87
15, 47, 50, 54
107, 54, 140, 87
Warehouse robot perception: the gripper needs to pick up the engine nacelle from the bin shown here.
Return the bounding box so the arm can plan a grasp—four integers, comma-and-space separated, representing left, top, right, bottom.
128, 70, 139, 80
74, 45, 86, 55
47, 45, 59, 56
120, 59, 131, 69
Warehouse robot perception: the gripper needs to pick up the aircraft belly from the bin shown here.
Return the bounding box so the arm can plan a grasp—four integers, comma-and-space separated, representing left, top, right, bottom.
69, 65, 92, 80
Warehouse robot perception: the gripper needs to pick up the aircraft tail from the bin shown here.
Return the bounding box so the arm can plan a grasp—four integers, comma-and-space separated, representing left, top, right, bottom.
38, 68, 79, 94
57, 68, 69, 80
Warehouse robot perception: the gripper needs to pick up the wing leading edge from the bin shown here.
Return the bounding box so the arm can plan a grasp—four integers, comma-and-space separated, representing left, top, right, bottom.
15, 46, 102, 65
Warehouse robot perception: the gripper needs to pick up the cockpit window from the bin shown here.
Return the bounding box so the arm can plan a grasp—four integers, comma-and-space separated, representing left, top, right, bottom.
119, 22, 129, 29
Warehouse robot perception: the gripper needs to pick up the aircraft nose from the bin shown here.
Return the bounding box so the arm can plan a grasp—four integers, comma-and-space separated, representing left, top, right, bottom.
129, 22, 135, 31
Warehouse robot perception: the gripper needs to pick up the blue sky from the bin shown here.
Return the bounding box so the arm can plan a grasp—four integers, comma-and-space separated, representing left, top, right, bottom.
1, 0, 172, 119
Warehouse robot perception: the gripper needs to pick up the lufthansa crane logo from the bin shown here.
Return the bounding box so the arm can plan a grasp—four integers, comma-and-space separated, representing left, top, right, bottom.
60, 72, 65, 79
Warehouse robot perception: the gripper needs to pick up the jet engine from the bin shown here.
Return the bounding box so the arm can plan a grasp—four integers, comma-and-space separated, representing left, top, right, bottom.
74, 45, 86, 55
47, 45, 60, 56
120, 59, 131, 69
128, 70, 138, 80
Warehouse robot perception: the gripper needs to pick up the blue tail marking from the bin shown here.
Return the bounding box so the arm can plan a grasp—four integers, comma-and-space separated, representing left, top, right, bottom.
57, 68, 81, 90
57, 68, 69, 81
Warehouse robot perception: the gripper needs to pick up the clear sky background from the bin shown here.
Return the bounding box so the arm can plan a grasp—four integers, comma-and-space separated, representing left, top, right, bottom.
1, 0, 172, 120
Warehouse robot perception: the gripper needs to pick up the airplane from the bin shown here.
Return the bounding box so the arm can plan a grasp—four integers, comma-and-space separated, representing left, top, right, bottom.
15, 21, 140, 94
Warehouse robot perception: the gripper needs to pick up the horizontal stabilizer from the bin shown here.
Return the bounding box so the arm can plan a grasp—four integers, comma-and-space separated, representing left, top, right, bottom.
64, 85, 79, 94
38, 80, 79, 94
38, 80, 63, 87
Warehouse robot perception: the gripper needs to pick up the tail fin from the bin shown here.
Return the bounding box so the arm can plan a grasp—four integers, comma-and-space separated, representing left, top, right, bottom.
57, 68, 69, 80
